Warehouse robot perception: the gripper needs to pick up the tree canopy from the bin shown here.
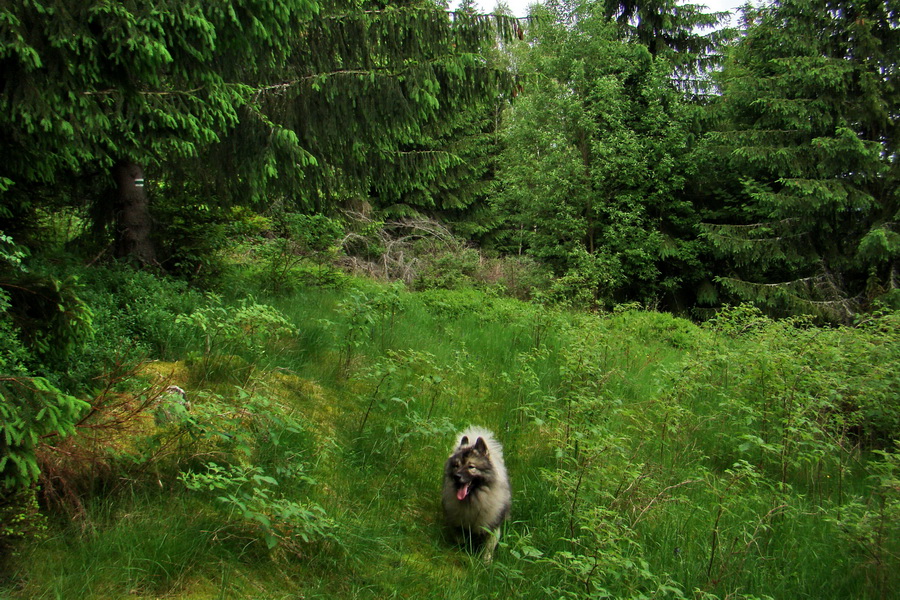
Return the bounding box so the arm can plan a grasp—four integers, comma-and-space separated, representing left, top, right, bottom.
0, 0, 520, 263
1, 0, 899, 321
489, 0, 716, 308
705, 0, 900, 320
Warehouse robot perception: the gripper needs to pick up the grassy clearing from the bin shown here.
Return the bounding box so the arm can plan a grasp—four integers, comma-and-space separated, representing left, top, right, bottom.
2, 275, 899, 599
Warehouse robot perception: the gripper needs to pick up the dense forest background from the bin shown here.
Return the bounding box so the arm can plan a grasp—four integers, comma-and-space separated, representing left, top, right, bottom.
3, 0, 898, 321
1, 0, 899, 599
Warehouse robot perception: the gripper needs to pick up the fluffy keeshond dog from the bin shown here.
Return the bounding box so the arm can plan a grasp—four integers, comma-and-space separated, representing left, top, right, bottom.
442, 426, 511, 561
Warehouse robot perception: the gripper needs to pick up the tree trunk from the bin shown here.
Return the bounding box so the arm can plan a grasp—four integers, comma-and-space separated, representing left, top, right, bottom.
112, 160, 156, 265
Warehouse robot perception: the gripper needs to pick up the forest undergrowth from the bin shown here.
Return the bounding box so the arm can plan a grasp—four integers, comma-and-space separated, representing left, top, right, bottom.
1, 256, 899, 600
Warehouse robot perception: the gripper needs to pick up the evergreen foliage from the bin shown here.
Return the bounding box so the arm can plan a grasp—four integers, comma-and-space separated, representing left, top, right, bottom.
601, 0, 730, 68
0, 377, 88, 490
0, 0, 521, 259
203, 0, 521, 212
705, 0, 900, 321
0, 0, 312, 186
4, 0, 899, 321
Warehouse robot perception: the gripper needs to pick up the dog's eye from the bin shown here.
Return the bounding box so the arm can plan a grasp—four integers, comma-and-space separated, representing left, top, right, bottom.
467, 465, 477, 472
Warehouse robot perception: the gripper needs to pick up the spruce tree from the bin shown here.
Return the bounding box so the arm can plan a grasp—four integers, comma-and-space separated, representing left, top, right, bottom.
0, 0, 519, 262
601, 0, 733, 83
706, 0, 900, 320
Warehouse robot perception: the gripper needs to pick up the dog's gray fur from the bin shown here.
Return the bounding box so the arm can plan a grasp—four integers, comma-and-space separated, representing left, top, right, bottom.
442, 426, 511, 561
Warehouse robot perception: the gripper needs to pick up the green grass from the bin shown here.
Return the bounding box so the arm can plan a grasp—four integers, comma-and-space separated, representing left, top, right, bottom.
3, 278, 899, 600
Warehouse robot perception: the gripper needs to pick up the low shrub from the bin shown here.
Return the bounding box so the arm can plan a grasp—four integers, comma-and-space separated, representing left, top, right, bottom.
179, 461, 336, 556
471, 254, 552, 300
0, 488, 47, 563
68, 266, 203, 389
175, 294, 296, 383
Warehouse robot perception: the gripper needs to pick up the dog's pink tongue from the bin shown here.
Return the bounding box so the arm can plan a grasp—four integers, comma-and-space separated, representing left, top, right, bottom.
457, 483, 470, 501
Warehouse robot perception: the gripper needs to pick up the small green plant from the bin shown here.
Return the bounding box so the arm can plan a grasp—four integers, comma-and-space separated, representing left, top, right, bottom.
827, 442, 900, 598
543, 508, 689, 600
330, 289, 377, 376
180, 461, 336, 555
357, 348, 460, 438
253, 212, 344, 294
0, 487, 47, 558
323, 285, 406, 377
176, 294, 296, 382
370, 281, 405, 350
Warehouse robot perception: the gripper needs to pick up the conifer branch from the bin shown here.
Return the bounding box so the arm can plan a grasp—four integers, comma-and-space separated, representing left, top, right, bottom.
252, 71, 385, 96
717, 273, 863, 322
83, 87, 206, 96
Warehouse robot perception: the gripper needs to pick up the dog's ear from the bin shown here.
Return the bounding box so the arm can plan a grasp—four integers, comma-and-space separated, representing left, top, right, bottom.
460, 436, 469, 447
473, 436, 488, 454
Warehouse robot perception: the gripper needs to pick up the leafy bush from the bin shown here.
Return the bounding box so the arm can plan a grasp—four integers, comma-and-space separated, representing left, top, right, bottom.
176, 294, 296, 383
412, 247, 481, 291
0, 488, 47, 559
65, 266, 203, 389
472, 255, 552, 300
151, 189, 232, 282
248, 238, 349, 294
826, 441, 900, 597
356, 348, 462, 438
415, 288, 488, 319
0, 272, 94, 369
525, 245, 632, 309
669, 306, 900, 494
82, 267, 201, 351
180, 461, 336, 555
176, 387, 337, 556
225, 206, 274, 237
320, 285, 405, 376
278, 212, 344, 254
605, 306, 706, 350
238, 212, 345, 295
